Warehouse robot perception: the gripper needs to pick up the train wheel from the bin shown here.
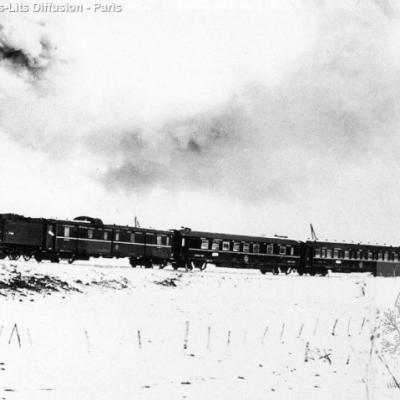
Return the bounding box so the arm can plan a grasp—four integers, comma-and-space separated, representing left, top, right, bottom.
272, 267, 280, 275
199, 262, 207, 271
185, 262, 193, 272
260, 268, 267, 274
9, 254, 20, 261
192, 260, 207, 270
297, 269, 304, 276
68, 255, 75, 264
285, 267, 292, 275
23, 255, 32, 261
34, 255, 43, 263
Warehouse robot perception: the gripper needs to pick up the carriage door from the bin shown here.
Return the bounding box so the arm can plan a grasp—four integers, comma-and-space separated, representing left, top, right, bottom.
46, 224, 56, 250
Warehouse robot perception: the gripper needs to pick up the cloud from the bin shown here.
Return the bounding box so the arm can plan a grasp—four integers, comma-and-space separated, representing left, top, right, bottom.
0, 15, 58, 84
90, 0, 400, 202
1, 0, 400, 213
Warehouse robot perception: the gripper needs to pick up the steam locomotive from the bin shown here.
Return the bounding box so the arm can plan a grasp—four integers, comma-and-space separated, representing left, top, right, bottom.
0, 213, 399, 276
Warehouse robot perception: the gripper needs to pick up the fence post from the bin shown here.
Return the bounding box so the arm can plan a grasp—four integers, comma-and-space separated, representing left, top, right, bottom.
261, 326, 269, 344
331, 319, 338, 336
8, 323, 21, 348
183, 321, 190, 351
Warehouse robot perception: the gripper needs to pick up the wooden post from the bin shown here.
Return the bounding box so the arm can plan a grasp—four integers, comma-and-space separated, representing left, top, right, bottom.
261, 326, 269, 344
331, 319, 338, 336
183, 321, 190, 350
207, 326, 211, 350
297, 323, 304, 339
359, 317, 366, 335
8, 323, 21, 348
347, 317, 352, 337
280, 323, 285, 342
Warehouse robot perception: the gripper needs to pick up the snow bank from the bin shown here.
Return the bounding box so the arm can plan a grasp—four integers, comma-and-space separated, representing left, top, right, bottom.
0, 260, 399, 399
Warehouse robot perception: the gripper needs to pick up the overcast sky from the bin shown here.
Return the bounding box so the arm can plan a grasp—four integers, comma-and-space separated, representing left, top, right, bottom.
1, 0, 400, 244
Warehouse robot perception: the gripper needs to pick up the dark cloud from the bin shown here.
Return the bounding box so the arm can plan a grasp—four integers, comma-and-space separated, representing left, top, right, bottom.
0, 23, 55, 77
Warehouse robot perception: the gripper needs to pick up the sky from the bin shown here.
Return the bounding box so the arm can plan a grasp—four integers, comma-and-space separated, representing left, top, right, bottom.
1, 0, 400, 244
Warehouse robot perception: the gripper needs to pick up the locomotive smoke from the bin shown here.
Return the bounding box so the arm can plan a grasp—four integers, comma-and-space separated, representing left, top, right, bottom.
1, 0, 400, 239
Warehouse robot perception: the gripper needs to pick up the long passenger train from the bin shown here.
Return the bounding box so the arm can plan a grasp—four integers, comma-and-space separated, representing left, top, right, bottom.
0, 213, 399, 276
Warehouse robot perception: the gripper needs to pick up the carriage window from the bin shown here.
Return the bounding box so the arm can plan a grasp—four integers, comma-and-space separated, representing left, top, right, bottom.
88, 229, 93, 239
166, 236, 170, 246
201, 239, 209, 250
333, 249, 339, 258
291, 247, 294, 255
130, 233, 135, 243
378, 252, 383, 261
279, 245, 286, 255
104, 231, 109, 240
115, 232, 120, 241
368, 251, 373, 260
314, 248, 320, 258
321, 249, 326, 258
222, 241, 230, 251
212, 240, 220, 250
64, 227, 70, 237
344, 250, 349, 259
253, 243, 260, 253
157, 235, 162, 246
243, 243, 250, 253
327, 249, 332, 258
384, 251, 389, 261
267, 244, 273, 254
233, 242, 240, 252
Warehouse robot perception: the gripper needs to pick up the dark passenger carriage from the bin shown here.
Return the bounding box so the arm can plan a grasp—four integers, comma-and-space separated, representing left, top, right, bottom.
120, 227, 173, 268
305, 240, 400, 276
45, 216, 110, 262
173, 229, 301, 273
46, 217, 173, 267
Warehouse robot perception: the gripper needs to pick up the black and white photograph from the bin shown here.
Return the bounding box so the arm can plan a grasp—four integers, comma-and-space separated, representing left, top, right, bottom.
0, 0, 400, 398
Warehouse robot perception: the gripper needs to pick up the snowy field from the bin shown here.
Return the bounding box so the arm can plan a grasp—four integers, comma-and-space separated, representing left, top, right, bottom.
0, 259, 399, 400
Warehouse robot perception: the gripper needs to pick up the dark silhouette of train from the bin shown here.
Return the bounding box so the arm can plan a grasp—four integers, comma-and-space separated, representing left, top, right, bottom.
0, 213, 398, 276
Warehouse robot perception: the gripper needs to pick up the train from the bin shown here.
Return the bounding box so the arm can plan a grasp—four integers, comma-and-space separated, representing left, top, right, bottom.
0, 212, 399, 276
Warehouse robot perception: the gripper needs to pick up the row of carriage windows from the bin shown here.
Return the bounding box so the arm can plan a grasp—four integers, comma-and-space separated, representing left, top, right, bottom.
62, 227, 170, 245
200, 239, 292, 255
315, 248, 399, 262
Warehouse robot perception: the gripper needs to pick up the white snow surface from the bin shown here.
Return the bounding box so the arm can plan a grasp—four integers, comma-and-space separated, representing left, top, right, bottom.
0, 259, 399, 399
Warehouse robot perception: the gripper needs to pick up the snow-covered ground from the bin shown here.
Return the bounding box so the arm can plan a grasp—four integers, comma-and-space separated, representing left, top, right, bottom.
0, 259, 399, 399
